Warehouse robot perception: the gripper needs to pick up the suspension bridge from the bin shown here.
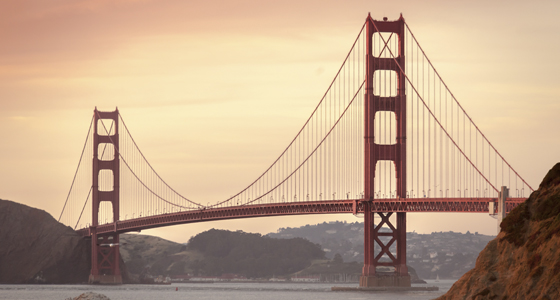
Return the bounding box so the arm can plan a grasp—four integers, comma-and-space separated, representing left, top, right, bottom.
58, 14, 533, 286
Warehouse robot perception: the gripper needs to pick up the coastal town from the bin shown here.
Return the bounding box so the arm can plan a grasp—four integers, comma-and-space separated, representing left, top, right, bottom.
270, 221, 494, 280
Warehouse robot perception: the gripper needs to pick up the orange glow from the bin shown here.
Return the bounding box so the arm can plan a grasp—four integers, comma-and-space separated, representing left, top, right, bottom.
1, 0, 559, 242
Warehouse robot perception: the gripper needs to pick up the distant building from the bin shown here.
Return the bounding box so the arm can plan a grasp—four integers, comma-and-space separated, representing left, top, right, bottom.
220, 273, 248, 281
292, 275, 320, 282
269, 277, 287, 282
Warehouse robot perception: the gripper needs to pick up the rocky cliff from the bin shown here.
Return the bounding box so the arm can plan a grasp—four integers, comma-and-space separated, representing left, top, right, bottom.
0, 199, 90, 283
437, 163, 560, 300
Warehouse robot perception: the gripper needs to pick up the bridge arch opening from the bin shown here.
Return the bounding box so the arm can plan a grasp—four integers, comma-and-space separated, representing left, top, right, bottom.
98, 169, 114, 192
374, 160, 397, 199
98, 202, 114, 224
97, 119, 115, 136
374, 111, 397, 145
373, 70, 398, 97
372, 32, 399, 58
97, 143, 115, 161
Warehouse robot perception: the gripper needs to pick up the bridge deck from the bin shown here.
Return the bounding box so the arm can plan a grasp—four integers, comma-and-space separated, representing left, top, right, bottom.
77, 197, 525, 237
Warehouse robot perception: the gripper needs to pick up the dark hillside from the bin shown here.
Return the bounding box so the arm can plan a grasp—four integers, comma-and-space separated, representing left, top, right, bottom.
120, 230, 326, 279
0, 199, 90, 283
187, 229, 325, 278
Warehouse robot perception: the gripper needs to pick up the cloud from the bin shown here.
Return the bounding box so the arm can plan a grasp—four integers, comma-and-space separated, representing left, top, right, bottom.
8, 116, 33, 121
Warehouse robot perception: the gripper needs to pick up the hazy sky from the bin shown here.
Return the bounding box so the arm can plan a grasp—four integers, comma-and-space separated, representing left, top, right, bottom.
1, 0, 559, 243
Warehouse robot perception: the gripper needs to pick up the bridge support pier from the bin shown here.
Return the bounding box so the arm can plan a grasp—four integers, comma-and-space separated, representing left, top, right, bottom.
360, 208, 410, 287
360, 274, 411, 288
89, 232, 122, 284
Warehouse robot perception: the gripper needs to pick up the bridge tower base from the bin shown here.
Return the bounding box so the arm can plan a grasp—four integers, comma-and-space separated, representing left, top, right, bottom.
360, 208, 410, 287
88, 233, 122, 284
360, 275, 411, 288
89, 274, 123, 285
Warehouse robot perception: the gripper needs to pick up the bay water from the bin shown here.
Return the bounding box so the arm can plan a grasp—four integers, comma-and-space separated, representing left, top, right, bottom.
0, 280, 455, 300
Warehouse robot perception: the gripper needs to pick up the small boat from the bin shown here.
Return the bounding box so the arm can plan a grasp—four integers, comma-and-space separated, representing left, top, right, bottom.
435, 274, 439, 282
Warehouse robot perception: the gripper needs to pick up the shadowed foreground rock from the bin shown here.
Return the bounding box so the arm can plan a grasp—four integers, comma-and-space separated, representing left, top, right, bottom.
66, 292, 111, 300
437, 163, 560, 300
0, 199, 90, 283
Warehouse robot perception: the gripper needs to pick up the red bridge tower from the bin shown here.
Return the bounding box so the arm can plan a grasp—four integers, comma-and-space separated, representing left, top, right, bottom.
89, 108, 122, 284
361, 14, 410, 287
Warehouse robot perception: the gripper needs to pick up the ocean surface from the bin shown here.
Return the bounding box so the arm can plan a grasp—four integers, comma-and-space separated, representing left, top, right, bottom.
0, 280, 456, 300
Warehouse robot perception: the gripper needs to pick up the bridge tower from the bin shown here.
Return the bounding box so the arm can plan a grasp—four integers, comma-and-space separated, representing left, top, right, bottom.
361, 14, 410, 287
89, 108, 122, 284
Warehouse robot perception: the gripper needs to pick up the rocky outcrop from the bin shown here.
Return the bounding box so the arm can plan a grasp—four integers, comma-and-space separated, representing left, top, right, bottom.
0, 199, 90, 283
437, 163, 560, 300
66, 292, 111, 300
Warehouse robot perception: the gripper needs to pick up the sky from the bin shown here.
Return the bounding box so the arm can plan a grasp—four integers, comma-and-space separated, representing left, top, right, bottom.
1, 0, 559, 243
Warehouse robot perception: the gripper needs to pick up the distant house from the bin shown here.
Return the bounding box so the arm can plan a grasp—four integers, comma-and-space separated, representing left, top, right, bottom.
220, 273, 248, 281
269, 277, 287, 282
189, 276, 221, 282
292, 276, 320, 282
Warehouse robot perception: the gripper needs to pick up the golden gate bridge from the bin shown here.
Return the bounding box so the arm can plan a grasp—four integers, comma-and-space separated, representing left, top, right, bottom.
58, 14, 532, 286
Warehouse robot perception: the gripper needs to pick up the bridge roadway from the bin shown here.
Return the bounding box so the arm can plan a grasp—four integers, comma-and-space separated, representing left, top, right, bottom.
77, 197, 525, 237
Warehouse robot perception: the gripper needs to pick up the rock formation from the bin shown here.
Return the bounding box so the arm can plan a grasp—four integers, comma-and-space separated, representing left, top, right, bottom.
0, 199, 90, 283
437, 163, 560, 299
66, 292, 111, 300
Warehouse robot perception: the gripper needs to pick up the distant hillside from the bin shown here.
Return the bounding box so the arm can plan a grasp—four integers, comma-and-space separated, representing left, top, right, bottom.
121, 230, 431, 282
268, 220, 495, 279
121, 229, 325, 279
0, 199, 90, 283
269, 221, 363, 261
120, 233, 195, 276
187, 229, 325, 278
437, 163, 560, 299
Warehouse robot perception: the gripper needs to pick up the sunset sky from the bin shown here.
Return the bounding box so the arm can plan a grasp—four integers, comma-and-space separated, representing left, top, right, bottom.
1, 0, 559, 243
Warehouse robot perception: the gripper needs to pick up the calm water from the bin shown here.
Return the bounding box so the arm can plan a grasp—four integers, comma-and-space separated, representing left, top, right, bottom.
0, 280, 455, 300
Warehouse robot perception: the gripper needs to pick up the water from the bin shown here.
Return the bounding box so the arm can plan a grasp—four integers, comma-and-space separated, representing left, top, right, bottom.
0, 280, 455, 300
